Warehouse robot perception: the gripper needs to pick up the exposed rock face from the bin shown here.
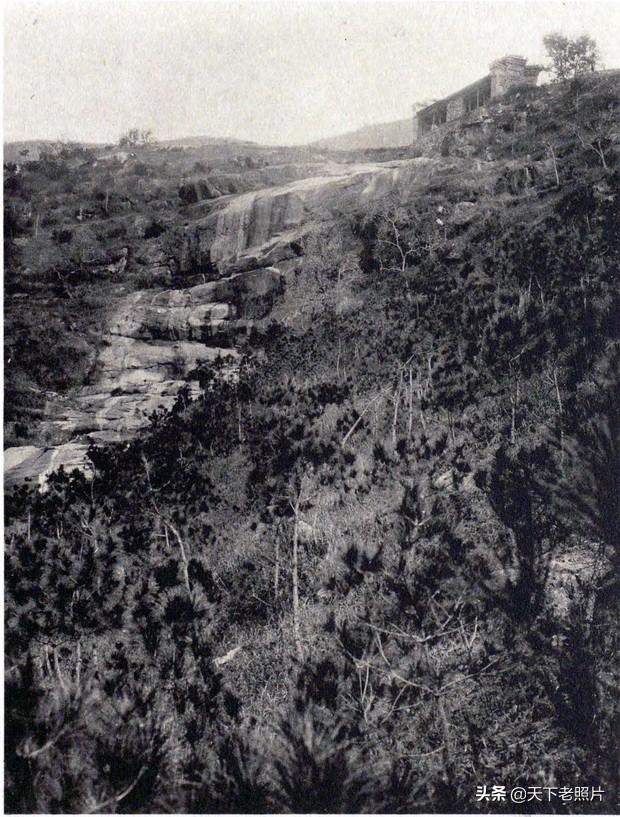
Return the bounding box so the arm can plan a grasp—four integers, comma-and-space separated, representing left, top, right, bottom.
6, 158, 455, 487
4, 444, 93, 489
140, 159, 454, 280
38, 330, 246, 449
203, 159, 443, 274
43, 380, 205, 446
450, 201, 477, 225
108, 268, 284, 341
111, 301, 237, 342
169, 158, 451, 277
4, 267, 284, 488
94, 337, 234, 389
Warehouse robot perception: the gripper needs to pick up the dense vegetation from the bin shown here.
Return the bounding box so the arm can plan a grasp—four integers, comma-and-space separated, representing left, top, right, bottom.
5, 75, 620, 812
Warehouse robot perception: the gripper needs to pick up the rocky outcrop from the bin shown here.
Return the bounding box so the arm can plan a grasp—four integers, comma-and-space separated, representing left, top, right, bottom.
94, 337, 235, 390
42, 379, 205, 446
179, 158, 454, 276
179, 179, 223, 205
5, 158, 461, 487
108, 267, 284, 341
5, 339, 235, 487
145, 159, 458, 280
4, 267, 284, 488
4, 443, 93, 489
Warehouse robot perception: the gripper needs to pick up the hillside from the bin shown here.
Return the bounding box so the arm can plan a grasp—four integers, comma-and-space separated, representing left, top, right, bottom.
4, 74, 620, 812
311, 117, 413, 151
4, 140, 109, 163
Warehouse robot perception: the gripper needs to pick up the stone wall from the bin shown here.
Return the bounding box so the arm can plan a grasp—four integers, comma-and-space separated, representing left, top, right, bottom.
490, 55, 528, 96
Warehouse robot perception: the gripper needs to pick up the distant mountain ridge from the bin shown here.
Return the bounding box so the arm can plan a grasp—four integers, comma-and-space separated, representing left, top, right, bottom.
310, 117, 413, 151
4, 122, 414, 160
157, 135, 261, 148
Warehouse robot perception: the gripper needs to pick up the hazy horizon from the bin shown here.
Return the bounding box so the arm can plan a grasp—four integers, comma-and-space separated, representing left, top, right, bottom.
5, 0, 620, 146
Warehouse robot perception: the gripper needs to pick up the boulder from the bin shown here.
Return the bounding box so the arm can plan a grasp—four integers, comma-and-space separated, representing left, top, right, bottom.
179, 179, 222, 205
451, 201, 477, 225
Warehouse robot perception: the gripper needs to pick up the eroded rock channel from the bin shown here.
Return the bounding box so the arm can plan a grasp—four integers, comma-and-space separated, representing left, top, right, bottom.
5, 267, 284, 487
5, 156, 451, 488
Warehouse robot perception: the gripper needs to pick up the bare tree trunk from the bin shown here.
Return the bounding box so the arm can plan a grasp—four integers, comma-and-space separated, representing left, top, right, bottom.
291, 491, 304, 660
53, 648, 68, 696
44, 645, 53, 678
535, 276, 546, 311
165, 521, 191, 598
75, 640, 82, 693
510, 372, 520, 444
448, 412, 456, 446
237, 400, 243, 443
596, 140, 608, 170
274, 534, 280, 601
408, 367, 414, 439
552, 363, 565, 471
416, 370, 427, 432
391, 373, 402, 445
426, 353, 433, 393
341, 391, 387, 448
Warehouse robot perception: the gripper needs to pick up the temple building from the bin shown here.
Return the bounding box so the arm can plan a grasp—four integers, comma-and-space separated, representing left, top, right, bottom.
413, 55, 542, 141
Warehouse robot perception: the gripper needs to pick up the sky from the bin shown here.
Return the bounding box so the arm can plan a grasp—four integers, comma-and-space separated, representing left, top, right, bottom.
4, 0, 620, 145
